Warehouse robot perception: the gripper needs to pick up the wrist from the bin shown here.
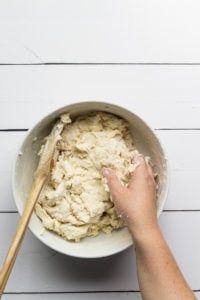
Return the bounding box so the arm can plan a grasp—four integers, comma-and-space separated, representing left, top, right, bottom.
129, 219, 160, 244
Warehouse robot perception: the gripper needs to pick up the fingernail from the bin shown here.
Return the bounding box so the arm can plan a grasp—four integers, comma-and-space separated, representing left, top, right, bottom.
102, 168, 110, 177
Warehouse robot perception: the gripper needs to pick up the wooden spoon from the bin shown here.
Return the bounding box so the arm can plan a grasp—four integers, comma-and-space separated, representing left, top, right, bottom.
0, 119, 65, 297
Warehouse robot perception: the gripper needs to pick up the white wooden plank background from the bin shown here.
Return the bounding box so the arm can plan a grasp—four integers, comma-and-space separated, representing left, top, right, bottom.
1, 0, 200, 63
1, 65, 200, 129
1, 1, 200, 299
1, 212, 200, 293
1, 67, 200, 298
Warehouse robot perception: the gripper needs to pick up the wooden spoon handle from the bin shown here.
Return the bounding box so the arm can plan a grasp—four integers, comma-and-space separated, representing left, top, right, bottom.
0, 175, 46, 297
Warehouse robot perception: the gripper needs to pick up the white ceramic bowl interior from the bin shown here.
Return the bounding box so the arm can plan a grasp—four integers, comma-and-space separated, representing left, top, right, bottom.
13, 101, 169, 258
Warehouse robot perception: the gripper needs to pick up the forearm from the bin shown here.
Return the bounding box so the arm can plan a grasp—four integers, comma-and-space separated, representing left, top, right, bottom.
131, 225, 196, 300
103, 159, 196, 299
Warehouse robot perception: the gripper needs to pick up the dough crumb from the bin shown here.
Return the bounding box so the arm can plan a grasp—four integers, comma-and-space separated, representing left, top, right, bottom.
60, 113, 72, 124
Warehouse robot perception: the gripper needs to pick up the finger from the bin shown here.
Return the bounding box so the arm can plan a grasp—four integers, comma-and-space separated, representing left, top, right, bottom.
128, 156, 148, 189
102, 168, 124, 195
146, 163, 157, 188
146, 162, 154, 178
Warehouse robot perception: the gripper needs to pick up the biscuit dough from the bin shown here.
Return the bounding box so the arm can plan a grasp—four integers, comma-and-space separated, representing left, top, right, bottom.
35, 112, 141, 242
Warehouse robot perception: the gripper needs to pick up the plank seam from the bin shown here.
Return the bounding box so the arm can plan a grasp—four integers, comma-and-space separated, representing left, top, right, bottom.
0, 211, 18, 213
1, 62, 200, 66
154, 128, 200, 131
0, 129, 28, 132
1, 291, 141, 294
1, 129, 200, 132
163, 209, 200, 212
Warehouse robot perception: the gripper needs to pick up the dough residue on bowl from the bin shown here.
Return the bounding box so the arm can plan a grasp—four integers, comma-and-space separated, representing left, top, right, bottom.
35, 112, 142, 242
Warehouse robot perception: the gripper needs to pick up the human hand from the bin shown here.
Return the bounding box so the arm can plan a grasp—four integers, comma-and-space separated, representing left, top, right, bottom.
102, 156, 158, 237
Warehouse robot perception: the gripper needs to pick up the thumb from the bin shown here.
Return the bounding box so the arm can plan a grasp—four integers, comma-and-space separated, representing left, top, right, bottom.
102, 168, 124, 197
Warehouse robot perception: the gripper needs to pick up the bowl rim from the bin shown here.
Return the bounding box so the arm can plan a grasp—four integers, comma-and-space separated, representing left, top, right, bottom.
12, 100, 170, 258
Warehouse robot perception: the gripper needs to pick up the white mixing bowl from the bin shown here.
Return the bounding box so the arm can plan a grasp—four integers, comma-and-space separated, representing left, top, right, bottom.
13, 101, 169, 258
